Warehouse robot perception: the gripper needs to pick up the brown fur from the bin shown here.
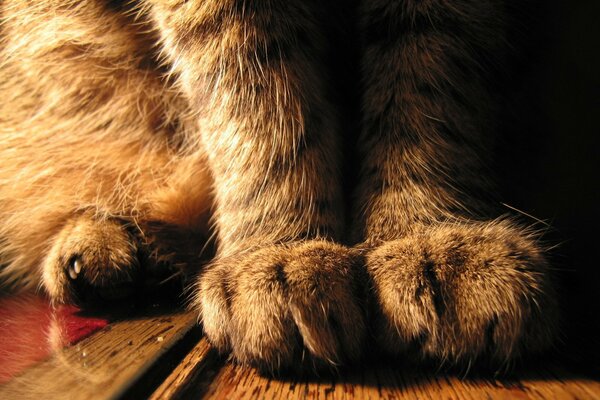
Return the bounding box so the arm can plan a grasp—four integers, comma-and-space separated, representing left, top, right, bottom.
354, 0, 559, 367
0, 0, 558, 372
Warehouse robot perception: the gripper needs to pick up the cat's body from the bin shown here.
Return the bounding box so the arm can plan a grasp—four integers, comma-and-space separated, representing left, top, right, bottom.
0, 0, 557, 372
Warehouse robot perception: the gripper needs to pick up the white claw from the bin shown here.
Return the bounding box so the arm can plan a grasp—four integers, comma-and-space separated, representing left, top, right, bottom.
73, 259, 82, 274
68, 263, 78, 280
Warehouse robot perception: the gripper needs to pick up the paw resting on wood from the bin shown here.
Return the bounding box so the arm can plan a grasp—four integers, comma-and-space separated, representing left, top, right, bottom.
364, 219, 559, 367
195, 240, 366, 373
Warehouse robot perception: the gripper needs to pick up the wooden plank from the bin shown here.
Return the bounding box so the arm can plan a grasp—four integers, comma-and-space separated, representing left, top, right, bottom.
2, 294, 598, 400
0, 308, 199, 400
0, 294, 110, 384
148, 338, 223, 400
518, 364, 600, 400
197, 361, 600, 400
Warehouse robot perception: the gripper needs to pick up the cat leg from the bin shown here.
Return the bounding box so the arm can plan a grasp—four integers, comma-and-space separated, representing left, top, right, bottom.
144, 0, 365, 371
355, 0, 558, 366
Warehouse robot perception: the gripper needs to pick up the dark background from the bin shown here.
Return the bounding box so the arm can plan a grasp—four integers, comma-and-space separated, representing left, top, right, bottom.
498, 0, 600, 362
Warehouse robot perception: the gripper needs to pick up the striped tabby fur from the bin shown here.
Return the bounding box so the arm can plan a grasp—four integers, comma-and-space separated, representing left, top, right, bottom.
0, 0, 557, 372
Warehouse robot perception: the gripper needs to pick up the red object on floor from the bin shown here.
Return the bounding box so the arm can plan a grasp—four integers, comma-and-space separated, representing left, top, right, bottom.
0, 294, 108, 384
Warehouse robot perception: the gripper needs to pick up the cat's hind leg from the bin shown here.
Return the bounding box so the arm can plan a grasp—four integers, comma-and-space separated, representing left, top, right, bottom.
42, 213, 138, 304
0, 0, 209, 303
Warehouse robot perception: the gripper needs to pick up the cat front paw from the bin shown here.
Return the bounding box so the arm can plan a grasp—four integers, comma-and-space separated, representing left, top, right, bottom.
195, 240, 365, 373
365, 220, 558, 367
42, 213, 139, 304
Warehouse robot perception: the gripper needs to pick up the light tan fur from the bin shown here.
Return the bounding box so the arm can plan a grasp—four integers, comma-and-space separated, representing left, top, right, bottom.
0, 0, 212, 301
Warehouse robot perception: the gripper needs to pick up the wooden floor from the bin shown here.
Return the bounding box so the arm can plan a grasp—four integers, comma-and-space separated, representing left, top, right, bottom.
1, 295, 598, 400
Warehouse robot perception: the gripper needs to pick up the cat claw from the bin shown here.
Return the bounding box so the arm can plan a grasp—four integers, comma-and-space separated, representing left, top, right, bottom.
73, 259, 82, 274
68, 258, 81, 280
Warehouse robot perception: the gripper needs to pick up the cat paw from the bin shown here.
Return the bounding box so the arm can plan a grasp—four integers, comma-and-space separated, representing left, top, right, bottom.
365, 220, 558, 366
42, 213, 139, 304
195, 240, 365, 373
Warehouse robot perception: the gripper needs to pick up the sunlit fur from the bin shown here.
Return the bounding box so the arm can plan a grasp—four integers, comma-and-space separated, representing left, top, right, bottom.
0, 0, 212, 302
0, 0, 558, 372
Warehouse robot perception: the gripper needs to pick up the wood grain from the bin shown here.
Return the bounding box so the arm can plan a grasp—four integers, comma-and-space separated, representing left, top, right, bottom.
149, 337, 222, 400
0, 309, 198, 400
1, 300, 598, 400
197, 361, 600, 400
